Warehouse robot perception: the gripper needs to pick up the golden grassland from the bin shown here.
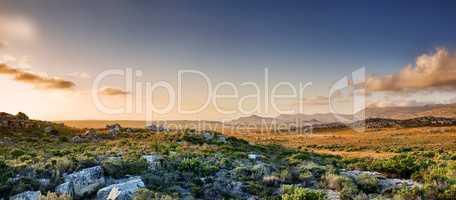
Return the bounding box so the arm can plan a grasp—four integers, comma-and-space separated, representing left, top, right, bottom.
223, 126, 456, 159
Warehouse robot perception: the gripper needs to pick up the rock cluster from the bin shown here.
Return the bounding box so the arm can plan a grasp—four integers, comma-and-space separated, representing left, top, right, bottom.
0, 112, 55, 130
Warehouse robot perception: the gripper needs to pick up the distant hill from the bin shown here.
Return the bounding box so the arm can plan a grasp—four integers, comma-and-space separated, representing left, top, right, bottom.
362, 103, 456, 119
58, 120, 223, 129
229, 104, 456, 126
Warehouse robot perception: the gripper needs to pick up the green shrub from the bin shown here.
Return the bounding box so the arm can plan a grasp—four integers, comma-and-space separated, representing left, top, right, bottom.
177, 157, 217, 176
369, 154, 433, 179
356, 173, 379, 193
392, 186, 422, 200
102, 158, 148, 178
40, 192, 71, 200
323, 174, 359, 199
281, 185, 324, 200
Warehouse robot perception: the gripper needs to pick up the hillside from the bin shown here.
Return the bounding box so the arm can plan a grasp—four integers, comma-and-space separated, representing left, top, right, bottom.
58, 120, 223, 130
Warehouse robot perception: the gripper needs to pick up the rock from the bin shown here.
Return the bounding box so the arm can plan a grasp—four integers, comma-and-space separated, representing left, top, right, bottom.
83, 129, 97, 137
44, 126, 54, 134
204, 170, 249, 199
145, 124, 166, 132
340, 170, 385, 179
72, 136, 83, 143
9, 191, 40, 200
216, 136, 227, 143
142, 155, 162, 170
251, 163, 272, 179
248, 154, 261, 160
55, 182, 74, 198
379, 178, 421, 193
324, 190, 341, 200
107, 124, 121, 137
38, 178, 51, 190
96, 178, 145, 200
201, 132, 214, 141
64, 166, 106, 198
339, 170, 421, 193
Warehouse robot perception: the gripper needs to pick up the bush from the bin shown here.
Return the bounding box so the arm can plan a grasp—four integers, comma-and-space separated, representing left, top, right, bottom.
281, 185, 325, 200
323, 174, 359, 199
40, 193, 71, 200
356, 173, 379, 193
177, 157, 217, 176
369, 154, 433, 178
102, 158, 148, 178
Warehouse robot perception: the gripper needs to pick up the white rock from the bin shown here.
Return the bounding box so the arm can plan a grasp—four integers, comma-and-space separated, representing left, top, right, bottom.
9, 191, 40, 200
65, 166, 106, 198
55, 181, 74, 198
142, 155, 162, 169
96, 178, 145, 200
248, 154, 261, 160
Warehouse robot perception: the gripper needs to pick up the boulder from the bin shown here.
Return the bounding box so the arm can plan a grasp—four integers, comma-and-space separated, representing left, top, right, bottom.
379, 178, 421, 193
248, 154, 261, 160
216, 136, 227, 143
64, 166, 106, 198
71, 136, 83, 143
201, 132, 214, 141
55, 181, 74, 198
107, 124, 121, 137
142, 155, 162, 170
9, 191, 40, 200
96, 178, 145, 200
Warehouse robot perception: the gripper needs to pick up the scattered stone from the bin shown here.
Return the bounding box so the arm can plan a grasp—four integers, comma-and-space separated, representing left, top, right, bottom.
71, 136, 83, 143
379, 178, 421, 193
64, 166, 106, 198
201, 132, 214, 141
145, 124, 166, 132
107, 124, 122, 137
216, 136, 227, 143
324, 190, 341, 200
96, 178, 145, 200
9, 191, 40, 200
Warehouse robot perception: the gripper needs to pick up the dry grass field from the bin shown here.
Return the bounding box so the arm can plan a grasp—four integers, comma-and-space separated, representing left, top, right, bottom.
223, 126, 456, 158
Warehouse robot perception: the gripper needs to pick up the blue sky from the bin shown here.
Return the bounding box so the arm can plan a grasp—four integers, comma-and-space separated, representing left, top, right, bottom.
1, 0, 456, 120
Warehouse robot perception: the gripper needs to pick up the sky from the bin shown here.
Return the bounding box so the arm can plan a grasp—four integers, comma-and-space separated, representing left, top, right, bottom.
1, 0, 456, 121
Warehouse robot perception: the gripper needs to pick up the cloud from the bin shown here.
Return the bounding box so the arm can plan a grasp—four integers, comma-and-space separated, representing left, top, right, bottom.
367, 99, 427, 108
0, 63, 75, 90
367, 48, 456, 92
68, 72, 91, 79
98, 87, 129, 96
0, 15, 35, 42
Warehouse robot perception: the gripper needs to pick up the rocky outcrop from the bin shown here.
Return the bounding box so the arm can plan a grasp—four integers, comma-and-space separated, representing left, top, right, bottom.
340, 170, 421, 193
61, 166, 106, 198
107, 124, 121, 137
9, 191, 40, 200
142, 155, 162, 170
96, 178, 145, 200
0, 112, 55, 130
55, 181, 74, 198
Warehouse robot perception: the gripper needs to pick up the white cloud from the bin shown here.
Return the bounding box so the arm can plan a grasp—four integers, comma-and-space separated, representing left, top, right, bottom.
367, 48, 456, 92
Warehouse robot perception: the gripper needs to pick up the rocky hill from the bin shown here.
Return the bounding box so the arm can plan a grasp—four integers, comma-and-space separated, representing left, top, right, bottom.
0, 112, 63, 131
298, 116, 456, 131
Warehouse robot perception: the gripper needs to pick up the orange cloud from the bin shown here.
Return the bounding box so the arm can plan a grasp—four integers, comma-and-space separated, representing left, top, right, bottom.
367, 48, 456, 92
0, 63, 75, 90
98, 87, 129, 96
